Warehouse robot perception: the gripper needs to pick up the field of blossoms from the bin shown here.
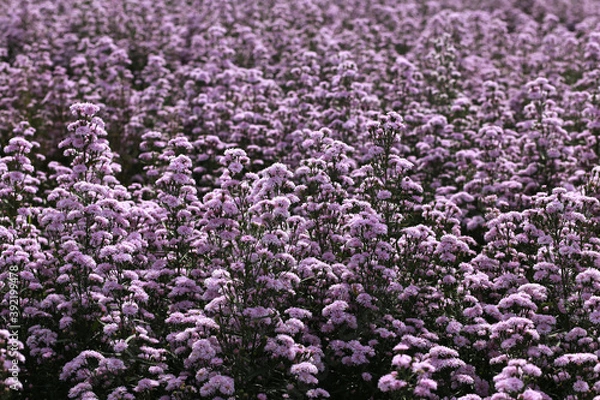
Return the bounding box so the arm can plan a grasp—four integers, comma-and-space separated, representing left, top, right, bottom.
3, 0, 600, 399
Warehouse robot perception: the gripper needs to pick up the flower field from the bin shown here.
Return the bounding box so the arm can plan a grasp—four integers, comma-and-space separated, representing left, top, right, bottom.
2, 0, 600, 399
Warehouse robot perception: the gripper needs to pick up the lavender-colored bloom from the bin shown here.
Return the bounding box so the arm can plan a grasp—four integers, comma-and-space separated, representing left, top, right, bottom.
290, 362, 318, 384
70, 102, 100, 117
494, 377, 524, 393
306, 388, 330, 398
134, 379, 160, 392
7, 3, 600, 399
378, 373, 408, 392
572, 379, 589, 393
121, 302, 139, 316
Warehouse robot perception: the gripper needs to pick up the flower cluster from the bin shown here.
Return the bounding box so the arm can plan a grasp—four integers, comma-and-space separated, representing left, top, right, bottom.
2, 0, 600, 399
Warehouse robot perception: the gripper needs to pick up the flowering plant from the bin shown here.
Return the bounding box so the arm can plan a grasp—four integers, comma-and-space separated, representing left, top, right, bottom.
2, 1, 600, 399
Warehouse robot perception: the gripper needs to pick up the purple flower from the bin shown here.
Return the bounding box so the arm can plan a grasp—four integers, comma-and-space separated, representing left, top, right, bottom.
134, 379, 160, 392
189, 339, 217, 362
113, 340, 128, 353
70, 102, 100, 117
573, 379, 589, 393
306, 388, 330, 398
494, 377, 524, 393
290, 362, 319, 384
122, 302, 139, 316
378, 373, 408, 392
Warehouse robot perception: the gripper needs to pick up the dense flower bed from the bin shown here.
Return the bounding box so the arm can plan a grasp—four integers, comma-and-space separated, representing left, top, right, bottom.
2, 0, 600, 399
